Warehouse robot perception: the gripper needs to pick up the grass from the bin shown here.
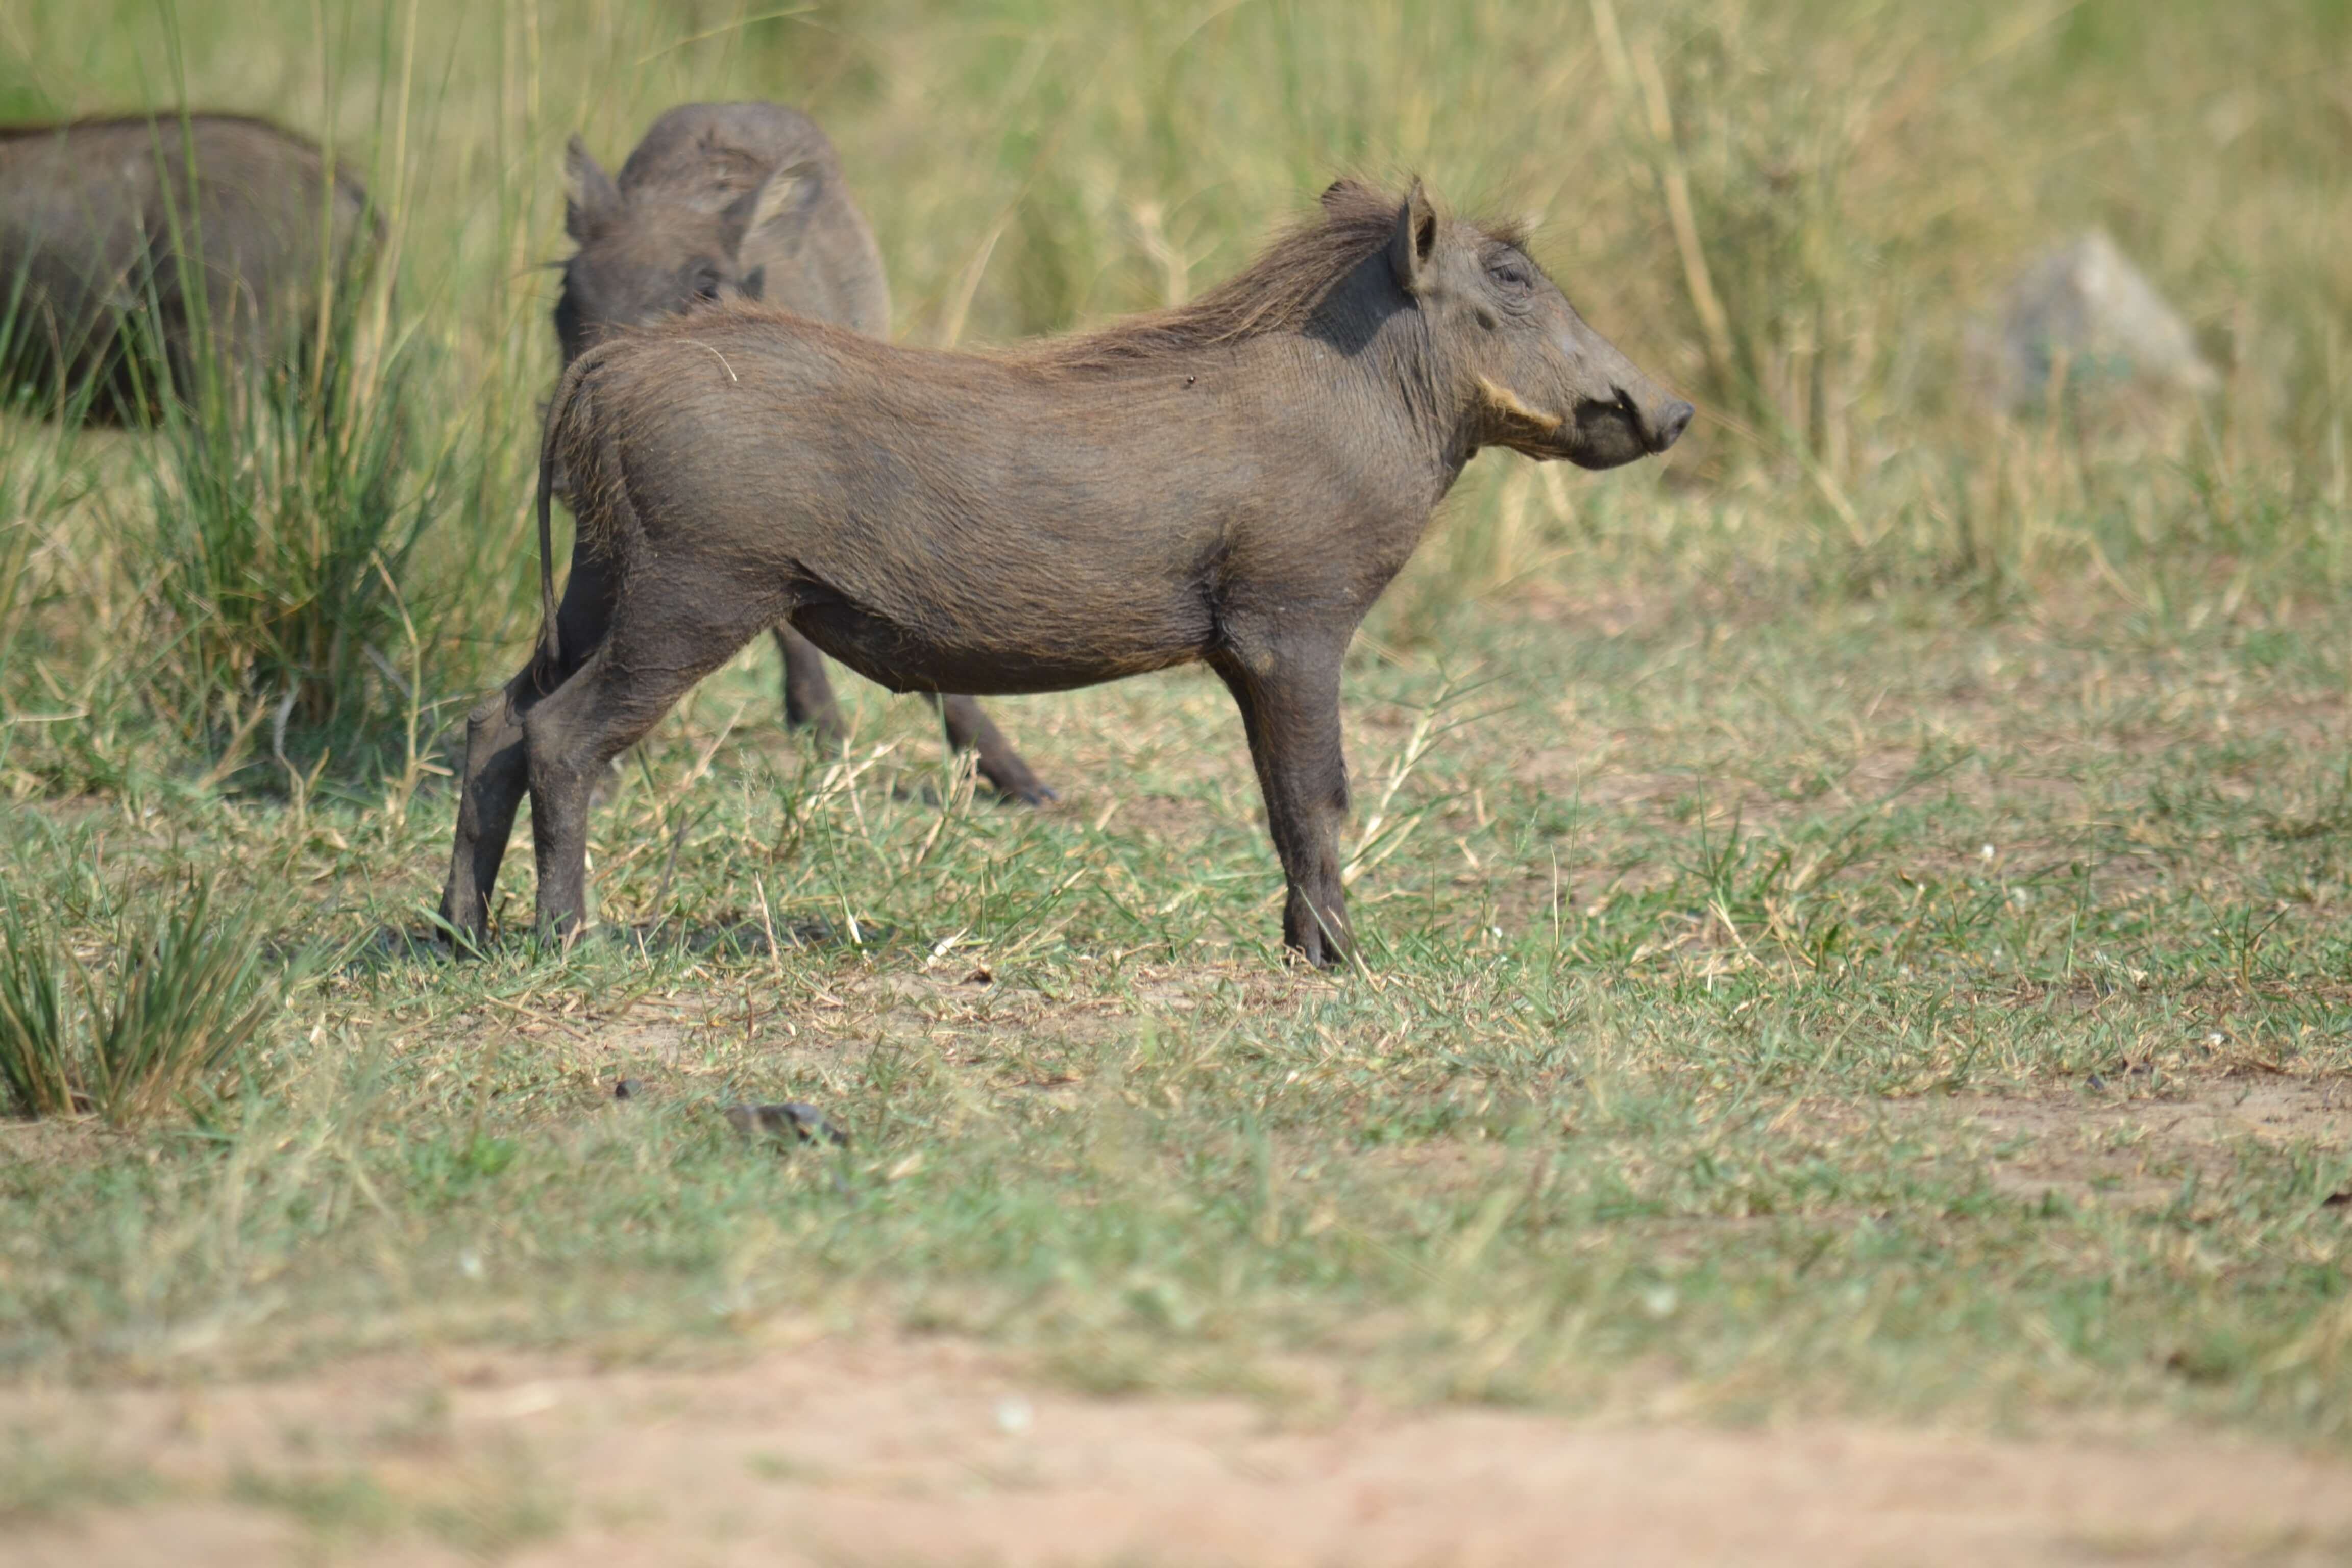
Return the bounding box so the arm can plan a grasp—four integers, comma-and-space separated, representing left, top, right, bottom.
123, 304, 445, 774
0, 0, 2347, 1543
0, 1435, 160, 1525
0, 891, 74, 1116
1, 583, 2345, 1443
0, 875, 288, 1126
228, 1456, 566, 1554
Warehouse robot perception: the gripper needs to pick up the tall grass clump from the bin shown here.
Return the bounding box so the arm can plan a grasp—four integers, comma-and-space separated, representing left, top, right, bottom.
0, 259, 103, 767
0, 422, 83, 701
0, 895, 75, 1118
2, 0, 2348, 789
118, 233, 455, 780
0, 879, 283, 1128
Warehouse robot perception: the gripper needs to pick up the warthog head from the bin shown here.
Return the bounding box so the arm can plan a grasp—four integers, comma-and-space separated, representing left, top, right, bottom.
553, 137, 805, 364
1362, 180, 1692, 470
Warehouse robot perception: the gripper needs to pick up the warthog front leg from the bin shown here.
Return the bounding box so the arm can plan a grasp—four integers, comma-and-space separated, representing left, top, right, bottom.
1213, 640, 1354, 968
932, 693, 1056, 805
772, 625, 849, 748
773, 627, 1054, 804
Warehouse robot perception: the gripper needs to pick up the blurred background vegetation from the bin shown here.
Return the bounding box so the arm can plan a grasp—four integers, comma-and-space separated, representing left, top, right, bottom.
0, 0, 2347, 788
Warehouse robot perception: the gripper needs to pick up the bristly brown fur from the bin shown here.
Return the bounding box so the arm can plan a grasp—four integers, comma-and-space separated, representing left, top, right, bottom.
1004, 179, 1522, 372
606, 179, 1529, 375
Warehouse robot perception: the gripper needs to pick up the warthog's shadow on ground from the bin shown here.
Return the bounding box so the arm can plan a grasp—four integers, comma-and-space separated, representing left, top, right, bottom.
364, 912, 889, 970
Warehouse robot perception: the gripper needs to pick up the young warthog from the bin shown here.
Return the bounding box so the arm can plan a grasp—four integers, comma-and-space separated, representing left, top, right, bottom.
443, 179, 1690, 966
557, 102, 1049, 803
0, 114, 377, 420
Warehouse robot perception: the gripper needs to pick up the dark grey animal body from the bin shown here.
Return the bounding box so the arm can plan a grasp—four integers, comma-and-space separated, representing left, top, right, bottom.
444, 179, 1690, 966
0, 114, 376, 420
557, 102, 1047, 802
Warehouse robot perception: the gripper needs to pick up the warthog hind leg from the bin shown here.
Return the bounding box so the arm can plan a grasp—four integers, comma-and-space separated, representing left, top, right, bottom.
773, 625, 848, 748
439, 556, 620, 948
439, 675, 532, 946
1212, 638, 1354, 968
526, 582, 780, 937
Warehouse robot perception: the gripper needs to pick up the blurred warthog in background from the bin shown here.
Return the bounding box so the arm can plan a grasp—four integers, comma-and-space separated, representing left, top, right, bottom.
557, 102, 1051, 804
0, 114, 379, 421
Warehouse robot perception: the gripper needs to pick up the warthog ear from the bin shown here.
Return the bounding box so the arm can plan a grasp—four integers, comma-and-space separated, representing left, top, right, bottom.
565, 137, 621, 242
725, 160, 819, 254
1388, 178, 1439, 296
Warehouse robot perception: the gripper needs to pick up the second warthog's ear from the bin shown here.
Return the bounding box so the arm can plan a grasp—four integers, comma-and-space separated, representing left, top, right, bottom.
1388, 178, 1438, 295
565, 137, 621, 242
724, 160, 818, 254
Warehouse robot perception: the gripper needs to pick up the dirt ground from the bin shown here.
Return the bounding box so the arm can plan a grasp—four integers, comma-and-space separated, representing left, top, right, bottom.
8, 1336, 2351, 1567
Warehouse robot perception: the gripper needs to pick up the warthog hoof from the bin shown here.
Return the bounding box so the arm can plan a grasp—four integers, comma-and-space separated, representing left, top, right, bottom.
995, 774, 1058, 807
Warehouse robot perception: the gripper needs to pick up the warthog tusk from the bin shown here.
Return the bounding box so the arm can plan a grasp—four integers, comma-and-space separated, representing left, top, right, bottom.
1477, 376, 1562, 431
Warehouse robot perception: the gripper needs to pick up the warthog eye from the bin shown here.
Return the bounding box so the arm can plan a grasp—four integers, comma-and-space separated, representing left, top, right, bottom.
1486, 256, 1534, 293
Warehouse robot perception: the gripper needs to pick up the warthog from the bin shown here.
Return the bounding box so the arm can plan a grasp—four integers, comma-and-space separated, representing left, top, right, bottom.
443, 179, 1691, 966
557, 102, 1049, 803
0, 114, 377, 420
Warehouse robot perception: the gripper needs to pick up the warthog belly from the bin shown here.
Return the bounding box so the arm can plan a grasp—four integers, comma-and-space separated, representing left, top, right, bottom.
788, 575, 1209, 697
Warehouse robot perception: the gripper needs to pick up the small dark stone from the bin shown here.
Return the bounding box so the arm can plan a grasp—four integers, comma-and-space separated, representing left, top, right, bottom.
614, 1078, 642, 1101
2323, 1190, 2351, 1210
2086, 1074, 2106, 1091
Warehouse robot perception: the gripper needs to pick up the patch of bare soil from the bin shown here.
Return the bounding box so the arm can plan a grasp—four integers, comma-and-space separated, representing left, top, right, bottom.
1954, 1074, 2352, 1208
6, 1339, 2349, 1567
567, 960, 1328, 1097
1782, 1074, 2352, 1211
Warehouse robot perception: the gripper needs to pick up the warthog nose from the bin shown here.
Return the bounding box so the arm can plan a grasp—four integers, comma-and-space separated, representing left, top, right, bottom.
1650, 398, 1695, 452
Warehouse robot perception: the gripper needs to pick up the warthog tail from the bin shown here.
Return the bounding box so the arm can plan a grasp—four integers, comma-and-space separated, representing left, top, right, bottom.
533, 429, 560, 682
532, 352, 597, 686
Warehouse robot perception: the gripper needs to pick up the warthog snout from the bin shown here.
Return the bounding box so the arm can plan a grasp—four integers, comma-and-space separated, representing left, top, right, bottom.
1399, 183, 1689, 473
1571, 386, 1695, 467
1646, 394, 1697, 451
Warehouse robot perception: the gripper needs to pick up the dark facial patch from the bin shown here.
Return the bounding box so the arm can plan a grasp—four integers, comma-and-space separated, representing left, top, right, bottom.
557, 210, 754, 363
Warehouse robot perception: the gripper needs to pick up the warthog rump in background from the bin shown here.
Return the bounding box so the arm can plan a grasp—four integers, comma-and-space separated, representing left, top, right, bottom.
444, 178, 1692, 967
0, 114, 377, 421
556, 102, 1050, 803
